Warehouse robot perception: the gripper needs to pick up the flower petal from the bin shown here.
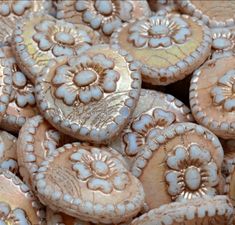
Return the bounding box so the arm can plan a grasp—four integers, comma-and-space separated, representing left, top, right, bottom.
112, 173, 130, 190
224, 98, 235, 111
83, 10, 96, 23
189, 144, 211, 165
78, 89, 92, 104
152, 109, 176, 128
131, 114, 154, 135
70, 148, 91, 161
93, 54, 114, 69
55, 84, 77, 106
165, 170, 183, 196
123, 132, 143, 156
167, 146, 188, 170
90, 85, 103, 101
39, 38, 53, 51
73, 162, 92, 180
102, 18, 122, 35
87, 178, 113, 194
53, 65, 72, 85
172, 28, 191, 44
52, 45, 73, 57
75, 0, 88, 11
90, 17, 102, 29
202, 162, 219, 187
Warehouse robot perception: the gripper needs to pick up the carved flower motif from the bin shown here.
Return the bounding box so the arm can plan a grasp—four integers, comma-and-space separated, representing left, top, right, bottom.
165, 144, 219, 201
210, 70, 235, 112
52, 54, 120, 105
70, 148, 130, 194
0, 1, 31, 16
124, 109, 175, 156
0, 201, 31, 225
75, 0, 132, 35
128, 15, 191, 48
212, 29, 235, 59
10, 63, 35, 108
33, 19, 93, 57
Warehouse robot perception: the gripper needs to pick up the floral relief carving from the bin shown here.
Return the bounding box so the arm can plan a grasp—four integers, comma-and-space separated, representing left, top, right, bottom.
70, 148, 130, 194
0, 201, 31, 225
0, 1, 31, 16
128, 15, 191, 48
75, 0, 132, 35
210, 69, 235, 112
212, 29, 235, 59
10, 63, 35, 108
124, 109, 176, 156
165, 144, 219, 201
52, 54, 120, 105
33, 19, 94, 56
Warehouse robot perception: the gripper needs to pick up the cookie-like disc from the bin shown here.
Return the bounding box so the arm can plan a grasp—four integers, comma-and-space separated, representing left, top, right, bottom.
35, 45, 141, 144
111, 12, 211, 85
35, 143, 145, 224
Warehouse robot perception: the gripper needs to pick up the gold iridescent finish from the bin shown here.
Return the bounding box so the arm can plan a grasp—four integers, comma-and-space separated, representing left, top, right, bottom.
176, 0, 235, 28
0, 169, 45, 224
0, 0, 51, 44
190, 56, 235, 139
35, 44, 141, 144
111, 89, 193, 168
12, 13, 101, 84
0, 47, 38, 133
35, 143, 145, 224
111, 12, 211, 85
131, 196, 234, 225
131, 122, 224, 210
56, 0, 151, 41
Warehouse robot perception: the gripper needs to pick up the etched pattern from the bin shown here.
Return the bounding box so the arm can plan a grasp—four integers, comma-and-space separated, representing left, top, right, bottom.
210, 69, 235, 112
212, 29, 235, 59
124, 109, 175, 156
165, 144, 219, 201
75, 0, 132, 35
0, 201, 31, 225
70, 147, 130, 194
52, 54, 120, 105
33, 19, 95, 57
128, 15, 191, 48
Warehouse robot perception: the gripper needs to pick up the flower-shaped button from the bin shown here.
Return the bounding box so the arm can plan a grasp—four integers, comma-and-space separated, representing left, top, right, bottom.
124, 109, 176, 156
0, 1, 31, 16
52, 53, 120, 105
211, 28, 235, 59
71, 147, 130, 194
0, 202, 31, 225
128, 15, 191, 48
33, 19, 94, 57
165, 144, 219, 201
211, 69, 235, 112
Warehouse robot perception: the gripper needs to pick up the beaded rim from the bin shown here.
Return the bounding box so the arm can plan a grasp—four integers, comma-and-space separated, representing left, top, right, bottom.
176, 0, 235, 28
189, 58, 235, 139
131, 122, 224, 177
0, 48, 13, 123
35, 44, 142, 144
17, 115, 59, 189
131, 195, 234, 225
0, 169, 46, 224
35, 142, 145, 224
110, 13, 212, 85
11, 12, 53, 83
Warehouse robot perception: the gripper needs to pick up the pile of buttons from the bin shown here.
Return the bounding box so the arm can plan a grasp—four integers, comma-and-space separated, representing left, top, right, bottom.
0, 0, 235, 224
